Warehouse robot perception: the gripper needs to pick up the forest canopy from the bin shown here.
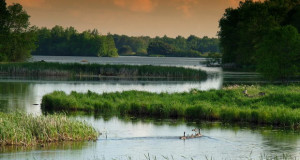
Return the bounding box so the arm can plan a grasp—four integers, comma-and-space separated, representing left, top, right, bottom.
0, 0, 220, 61
34, 29, 220, 58
33, 27, 118, 57
113, 34, 220, 57
219, 0, 300, 79
0, 0, 36, 62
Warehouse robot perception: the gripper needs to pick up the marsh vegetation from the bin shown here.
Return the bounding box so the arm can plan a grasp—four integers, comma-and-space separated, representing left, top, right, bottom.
0, 62, 207, 79
0, 112, 99, 146
42, 85, 300, 128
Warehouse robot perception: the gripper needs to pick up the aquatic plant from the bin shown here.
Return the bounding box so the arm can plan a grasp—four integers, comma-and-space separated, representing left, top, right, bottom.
0, 62, 207, 79
0, 112, 99, 146
41, 85, 300, 128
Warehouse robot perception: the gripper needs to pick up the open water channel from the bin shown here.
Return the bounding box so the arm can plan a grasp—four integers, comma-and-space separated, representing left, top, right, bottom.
0, 56, 299, 160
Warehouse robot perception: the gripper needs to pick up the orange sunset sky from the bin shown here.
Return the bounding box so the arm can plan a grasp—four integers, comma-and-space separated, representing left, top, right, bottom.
6, 0, 260, 38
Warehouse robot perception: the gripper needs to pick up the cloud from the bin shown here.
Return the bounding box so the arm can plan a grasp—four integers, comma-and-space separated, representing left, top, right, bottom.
175, 0, 198, 17
6, 0, 46, 8
113, 0, 156, 13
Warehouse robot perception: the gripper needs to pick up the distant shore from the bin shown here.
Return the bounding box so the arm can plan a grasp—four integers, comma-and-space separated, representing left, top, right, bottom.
0, 62, 207, 80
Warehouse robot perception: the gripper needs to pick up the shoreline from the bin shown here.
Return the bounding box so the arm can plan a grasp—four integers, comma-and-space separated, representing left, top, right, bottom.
41, 85, 300, 129
0, 62, 207, 80
0, 113, 99, 147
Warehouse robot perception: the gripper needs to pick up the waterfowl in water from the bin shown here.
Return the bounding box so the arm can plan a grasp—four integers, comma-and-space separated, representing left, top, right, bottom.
180, 129, 202, 140
192, 128, 202, 137
196, 128, 202, 137
180, 132, 186, 140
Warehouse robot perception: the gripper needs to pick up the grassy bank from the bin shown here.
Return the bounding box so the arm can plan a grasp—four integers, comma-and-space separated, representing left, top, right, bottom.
0, 62, 207, 79
0, 113, 99, 146
42, 85, 300, 128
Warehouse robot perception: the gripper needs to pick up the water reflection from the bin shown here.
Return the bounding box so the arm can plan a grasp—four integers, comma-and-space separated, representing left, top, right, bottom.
30, 55, 267, 84
260, 130, 300, 156
0, 56, 298, 159
0, 76, 221, 115
1, 114, 299, 160
0, 82, 35, 113
0, 141, 90, 154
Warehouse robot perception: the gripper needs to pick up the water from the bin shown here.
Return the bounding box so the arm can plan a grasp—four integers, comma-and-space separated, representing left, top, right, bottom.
30, 56, 208, 67
0, 56, 299, 159
30, 55, 264, 83
1, 116, 300, 160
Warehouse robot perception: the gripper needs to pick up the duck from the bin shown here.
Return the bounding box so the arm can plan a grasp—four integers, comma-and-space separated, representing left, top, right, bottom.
193, 128, 202, 137
180, 132, 186, 140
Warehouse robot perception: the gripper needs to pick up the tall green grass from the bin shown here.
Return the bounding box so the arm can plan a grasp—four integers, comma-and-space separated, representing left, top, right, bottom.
42, 85, 300, 128
0, 113, 99, 146
0, 62, 207, 79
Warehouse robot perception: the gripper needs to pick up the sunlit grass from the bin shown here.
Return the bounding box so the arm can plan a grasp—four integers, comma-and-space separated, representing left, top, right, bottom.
42, 85, 300, 128
0, 112, 99, 146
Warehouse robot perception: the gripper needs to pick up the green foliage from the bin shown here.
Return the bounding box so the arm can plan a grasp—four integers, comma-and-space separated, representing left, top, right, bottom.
147, 41, 176, 56
113, 34, 151, 55
42, 85, 300, 128
0, 112, 99, 146
256, 25, 300, 80
118, 45, 133, 55
0, 2, 36, 62
284, 5, 300, 32
219, 0, 300, 71
0, 62, 207, 79
147, 41, 205, 57
113, 34, 220, 57
0, 0, 9, 33
98, 35, 118, 57
33, 26, 119, 57
205, 52, 222, 66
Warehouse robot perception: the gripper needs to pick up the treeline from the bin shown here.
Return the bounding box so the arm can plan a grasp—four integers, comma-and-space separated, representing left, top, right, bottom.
0, 0, 220, 62
0, 1, 36, 62
219, 0, 300, 80
113, 34, 220, 57
33, 26, 118, 57
34, 29, 220, 57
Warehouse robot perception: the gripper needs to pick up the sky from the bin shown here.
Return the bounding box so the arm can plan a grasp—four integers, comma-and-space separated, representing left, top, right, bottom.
6, 0, 252, 38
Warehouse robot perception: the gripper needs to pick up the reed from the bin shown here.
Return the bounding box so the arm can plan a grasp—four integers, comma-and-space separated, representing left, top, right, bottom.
0, 62, 207, 79
41, 85, 300, 128
0, 112, 99, 146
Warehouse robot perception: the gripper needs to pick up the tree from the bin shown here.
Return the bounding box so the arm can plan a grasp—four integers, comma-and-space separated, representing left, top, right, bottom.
187, 35, 199, 51
0, 2, 36, 62
98, 36, 118, 57
105, 36, 118, 57
119, 45, 133, 55
0, 0, 9, 61
0, 0, 9, 33
256, 25, 300, 80
284, 5, 300, 32
33, 26, 119, 57
219, 0, 300, 68
147, 41, 175, 56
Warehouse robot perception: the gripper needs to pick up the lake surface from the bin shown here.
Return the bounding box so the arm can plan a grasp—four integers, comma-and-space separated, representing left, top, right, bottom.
0, 77, 222, 114
1, 115, 300, 160
30, 55, 265, 83
1, 56, 299, 159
